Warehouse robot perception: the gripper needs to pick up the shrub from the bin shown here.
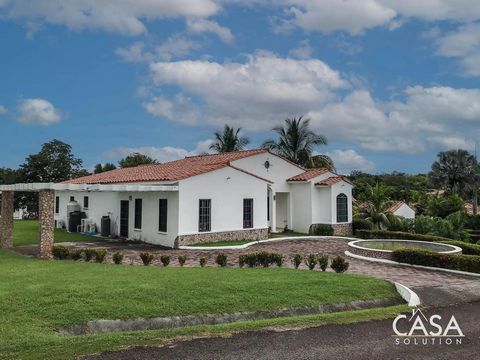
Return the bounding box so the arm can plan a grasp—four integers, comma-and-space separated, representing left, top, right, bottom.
318, 254, 329, 271
244, 254, 258, 268
112, 251, 124, 264
94, 249, 107, 263
257, 252, 273, 268
271, 253, 284, 267
216, 253, 228, 267
291, 254, 303, 269
84, 248, 96, 262
52, 246, 69, 260
392, 249, 480, 274
309, 224, 334, 236
139, 252, 154, 266
464, 214, 480, 230
330, 256, 349, 273
70, 249, 83, 261
160, 255, 170, 267
305, 254, 318, 270
199, 256, 207, 267
352, 218, 373, 233
178, 255, 187, 267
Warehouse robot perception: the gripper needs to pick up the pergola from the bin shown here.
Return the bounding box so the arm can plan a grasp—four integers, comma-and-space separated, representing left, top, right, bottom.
0, 183, 178, 258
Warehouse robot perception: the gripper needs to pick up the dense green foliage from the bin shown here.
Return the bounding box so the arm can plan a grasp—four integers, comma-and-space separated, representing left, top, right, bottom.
210, 125, 250, 153
309, 223, 334, 236
238, 252, 284, 268
93, 162, 117, 174
330, 256, 350, 273
392, 249, 480, 273
118, 152, 157, 168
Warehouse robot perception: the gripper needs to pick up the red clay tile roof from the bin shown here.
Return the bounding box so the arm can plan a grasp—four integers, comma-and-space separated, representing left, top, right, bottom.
315, 176, 351, 186
387, 201, 407, 213
287, 168, 330, 182
65, 149, 272, 185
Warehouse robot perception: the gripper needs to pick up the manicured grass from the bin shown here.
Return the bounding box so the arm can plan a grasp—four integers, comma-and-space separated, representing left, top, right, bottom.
269, 231, 308, 239
0, 249, 401, 359
13, 220, 94, 246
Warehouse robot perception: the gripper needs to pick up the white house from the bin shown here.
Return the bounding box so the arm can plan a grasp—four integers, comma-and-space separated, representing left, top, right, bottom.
388, 201, 415, 219
53, 149, 353, 247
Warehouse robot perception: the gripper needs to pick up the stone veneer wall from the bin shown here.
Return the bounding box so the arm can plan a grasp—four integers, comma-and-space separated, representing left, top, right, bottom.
175, 228, 269, 248
331, 223, 353, 236
348, 245, 393, 260
38, 189, 55, 259
0, 191, 14, 248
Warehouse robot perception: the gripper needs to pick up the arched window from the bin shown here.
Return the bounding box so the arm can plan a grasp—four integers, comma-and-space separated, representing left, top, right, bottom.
336, 193, 348, 223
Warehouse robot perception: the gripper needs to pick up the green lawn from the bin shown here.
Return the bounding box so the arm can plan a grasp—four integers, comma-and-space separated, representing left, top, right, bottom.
269, 231, 308, 239
0, 249, 403, 359
190, 239, 255, 247
13, 220, 95, 246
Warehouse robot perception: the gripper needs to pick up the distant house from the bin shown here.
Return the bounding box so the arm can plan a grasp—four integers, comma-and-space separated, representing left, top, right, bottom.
388, 201, 415, 219
49, 149, 353, 247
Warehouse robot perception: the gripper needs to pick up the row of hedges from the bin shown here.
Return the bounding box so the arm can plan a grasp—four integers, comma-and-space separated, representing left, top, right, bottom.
53, 246, 107, 263
356, 229, 480, 255
392, 249, 480, 274
239, 252, 284, 268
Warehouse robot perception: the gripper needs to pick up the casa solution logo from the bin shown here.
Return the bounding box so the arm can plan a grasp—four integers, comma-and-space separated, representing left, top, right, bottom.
392, 309, 464, 346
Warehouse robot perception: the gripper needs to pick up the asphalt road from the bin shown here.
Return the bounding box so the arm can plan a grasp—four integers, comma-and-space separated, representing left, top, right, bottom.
84, 301, 480, 360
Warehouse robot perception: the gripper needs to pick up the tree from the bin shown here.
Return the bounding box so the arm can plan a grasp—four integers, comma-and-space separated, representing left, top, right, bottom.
94, 163, 117, 174
360, 183, 393, 230
262, 116, 328, 168
209, 125, 250, 153
118, 153, 157, 168
19, 139, 83, 183
308, 154, 336, 171
429, 149, 480, 214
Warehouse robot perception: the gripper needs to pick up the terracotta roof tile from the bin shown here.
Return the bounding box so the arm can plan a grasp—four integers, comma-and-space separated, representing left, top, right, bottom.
287, 168, 330, 182
65, 149, 270, 185
315, 176, 352, 186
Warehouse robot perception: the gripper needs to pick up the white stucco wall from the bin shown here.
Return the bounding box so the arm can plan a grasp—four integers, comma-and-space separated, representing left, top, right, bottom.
330, 181, 353, 224
394, 204, 416, 219
177, 166, 268, 235
54, 189, 179, 247
290, 183, 312, 233
231, 152, 304, 193
312, 185, 332, 225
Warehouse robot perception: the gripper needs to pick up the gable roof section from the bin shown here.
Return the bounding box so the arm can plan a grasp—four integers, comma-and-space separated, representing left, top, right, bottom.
388, 201, 408, 213
287, 168, 330, 182
65, 149, 273, 185
315, 176, 352, 187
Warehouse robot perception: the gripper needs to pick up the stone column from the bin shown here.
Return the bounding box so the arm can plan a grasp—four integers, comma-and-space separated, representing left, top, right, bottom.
0, 191, 14, 248
38, 189, 55, 259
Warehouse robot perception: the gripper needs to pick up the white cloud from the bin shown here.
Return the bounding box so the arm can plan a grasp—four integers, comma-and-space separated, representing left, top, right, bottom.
325, 149, 375, 173
0, 0, 220, 36
0, 105, 6, 114
187, 18, 234, 43
115, 42, 151, 63
104, 140, 214, 163
289, 39, 313, 59
156, 34, 201, 60
434, 23, 480, 76
17, 98, 62, 125
147, 52, 349, 129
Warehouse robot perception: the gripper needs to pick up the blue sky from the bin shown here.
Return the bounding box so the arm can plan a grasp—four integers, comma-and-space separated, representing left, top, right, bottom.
1, 1, 480, 175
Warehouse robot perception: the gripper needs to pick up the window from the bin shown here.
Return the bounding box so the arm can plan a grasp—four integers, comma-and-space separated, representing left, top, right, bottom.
134, 199, 142, 229
83, 196, 89, 209
70, 196, 75, 202
55, 196, 60, 214
336, 193, 348, 223
243, 198, 254, 229
199, 199, 211, 232
158, 199, 168, 232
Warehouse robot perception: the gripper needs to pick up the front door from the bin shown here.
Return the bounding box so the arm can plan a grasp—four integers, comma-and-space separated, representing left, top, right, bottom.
120, 200, 129, 238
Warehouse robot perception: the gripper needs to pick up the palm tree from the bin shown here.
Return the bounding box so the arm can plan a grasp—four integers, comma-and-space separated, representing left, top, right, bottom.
361, 183, 392, 230
209, 125, 250, 153
262, 116, 328, 168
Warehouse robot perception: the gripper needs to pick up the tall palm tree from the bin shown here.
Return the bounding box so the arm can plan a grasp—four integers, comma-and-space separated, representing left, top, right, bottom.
209, 125, 250, 153
361, 183, 393, 230
262, 116, 328, 168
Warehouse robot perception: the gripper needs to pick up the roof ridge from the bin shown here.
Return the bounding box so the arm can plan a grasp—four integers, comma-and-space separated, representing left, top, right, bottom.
184, 148, 267, 160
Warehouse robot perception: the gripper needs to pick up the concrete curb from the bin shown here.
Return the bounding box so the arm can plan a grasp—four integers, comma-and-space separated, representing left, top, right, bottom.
59, 297, 403, 336
179, 236, 357, 250
345, 250, 480, 278
393, 282, 420, 307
